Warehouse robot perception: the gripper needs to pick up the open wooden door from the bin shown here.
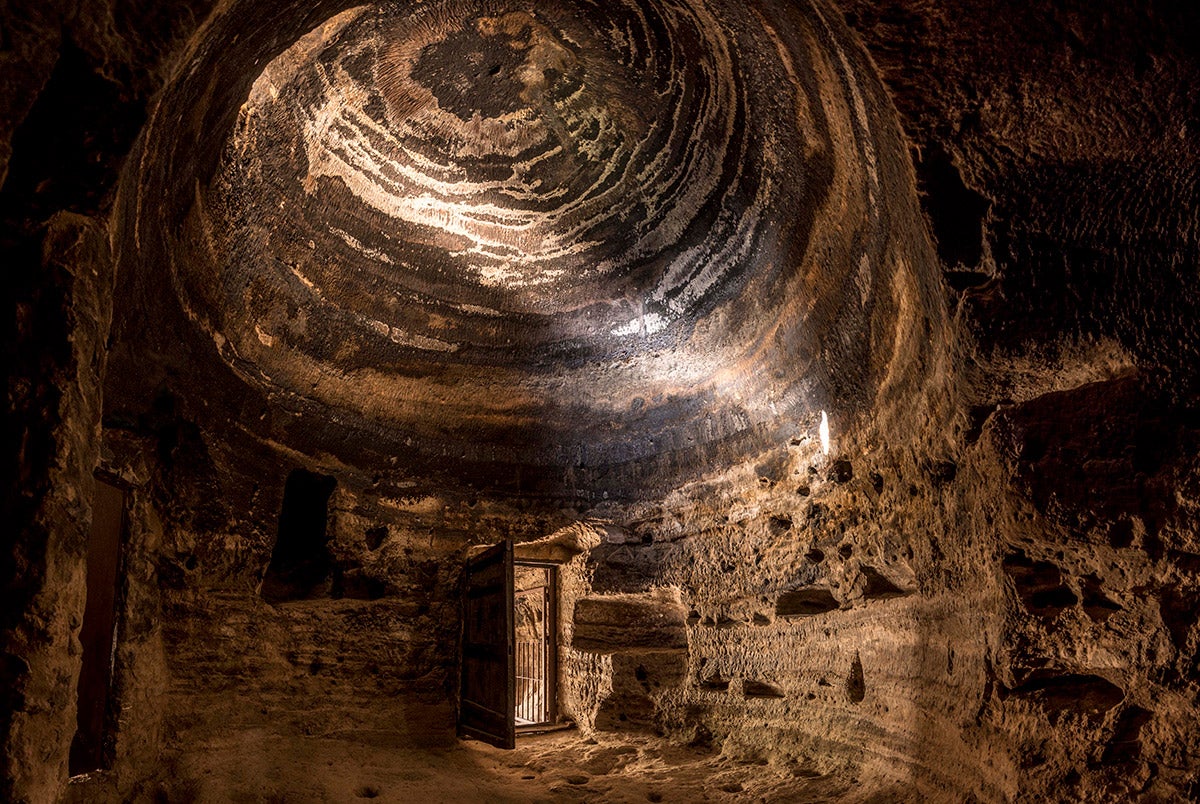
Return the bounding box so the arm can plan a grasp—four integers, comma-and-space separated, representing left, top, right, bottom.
459, 540, 515, 749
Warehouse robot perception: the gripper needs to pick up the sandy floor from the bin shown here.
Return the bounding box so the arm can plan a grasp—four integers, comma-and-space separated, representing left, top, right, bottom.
194, 733, 847, 802
67, 699, 853, 803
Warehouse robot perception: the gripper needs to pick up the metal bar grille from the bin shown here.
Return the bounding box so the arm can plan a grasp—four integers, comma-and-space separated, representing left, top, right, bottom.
514, 585, 548, 725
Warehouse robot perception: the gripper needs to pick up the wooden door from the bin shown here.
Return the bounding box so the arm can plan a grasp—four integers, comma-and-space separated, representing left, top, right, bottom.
459, 540, 515, 749
70, 476, 125, 774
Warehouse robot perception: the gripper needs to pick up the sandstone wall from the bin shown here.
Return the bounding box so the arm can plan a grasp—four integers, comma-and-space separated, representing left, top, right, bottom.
2, 1, 1197, 801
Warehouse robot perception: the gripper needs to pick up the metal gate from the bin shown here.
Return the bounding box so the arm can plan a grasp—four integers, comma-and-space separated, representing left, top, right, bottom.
514, 578, 549, 725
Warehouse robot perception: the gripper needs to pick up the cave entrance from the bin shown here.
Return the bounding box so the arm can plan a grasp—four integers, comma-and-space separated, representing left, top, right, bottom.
459, 542, 561, 749
69, 475, 126, 776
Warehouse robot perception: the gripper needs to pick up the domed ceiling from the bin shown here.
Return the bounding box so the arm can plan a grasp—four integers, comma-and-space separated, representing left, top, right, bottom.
123, 0, 947, 498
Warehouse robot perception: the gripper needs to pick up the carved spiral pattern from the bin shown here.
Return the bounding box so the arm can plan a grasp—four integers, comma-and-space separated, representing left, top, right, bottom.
209, 0, 797, 355
143, 0, 941, 494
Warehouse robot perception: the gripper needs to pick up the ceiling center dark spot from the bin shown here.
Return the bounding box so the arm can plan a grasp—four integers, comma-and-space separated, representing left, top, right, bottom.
411, 21, 543, 119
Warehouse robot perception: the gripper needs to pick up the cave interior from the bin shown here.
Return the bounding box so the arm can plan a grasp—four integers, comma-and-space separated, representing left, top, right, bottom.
2, 0, 1199, 802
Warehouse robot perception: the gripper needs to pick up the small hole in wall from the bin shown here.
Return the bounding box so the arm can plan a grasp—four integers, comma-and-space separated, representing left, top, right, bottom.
365, 525, 387, 551
847, 652, 866, 703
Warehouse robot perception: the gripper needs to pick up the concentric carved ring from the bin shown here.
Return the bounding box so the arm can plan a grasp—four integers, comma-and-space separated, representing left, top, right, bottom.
135, 0, 943, 496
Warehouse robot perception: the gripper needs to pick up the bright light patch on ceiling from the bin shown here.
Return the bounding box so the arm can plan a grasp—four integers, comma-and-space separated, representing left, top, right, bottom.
819, 410, 831, 455
611, 311, 668, 337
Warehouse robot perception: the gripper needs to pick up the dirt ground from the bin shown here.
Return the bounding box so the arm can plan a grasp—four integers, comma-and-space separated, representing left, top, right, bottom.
65, 699, 854, 803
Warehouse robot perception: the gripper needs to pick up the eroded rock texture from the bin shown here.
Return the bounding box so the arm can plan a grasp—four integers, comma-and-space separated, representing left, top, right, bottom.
2, 0, 1198, 801
116, 0, 946, 503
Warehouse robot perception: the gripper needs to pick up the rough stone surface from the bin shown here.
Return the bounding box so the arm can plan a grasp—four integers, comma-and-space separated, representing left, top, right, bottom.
2, 0, 1199, 801
110, 0, 949, 502
573, 591, 690, 655
2, 213, 114, 804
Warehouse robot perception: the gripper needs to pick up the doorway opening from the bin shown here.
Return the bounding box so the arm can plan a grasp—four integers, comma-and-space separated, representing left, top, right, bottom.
261, 468, 336, 602
459, 543, 563, 749
514, 562, 557, 730
69, 475, 126, 776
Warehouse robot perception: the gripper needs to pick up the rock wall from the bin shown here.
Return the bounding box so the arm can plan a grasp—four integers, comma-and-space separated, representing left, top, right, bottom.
832, 2, 1200, 798
2, 0, 1198, 801
2, 214, 114, 803
2, 3, 211, 799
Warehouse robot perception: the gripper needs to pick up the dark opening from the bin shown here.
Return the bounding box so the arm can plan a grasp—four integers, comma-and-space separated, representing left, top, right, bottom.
776, 588, 839, 617
0, 40, 146, 223
69, 476, 126, 776
847, 652, 866, 704
261, 469, 337, 603
1002, 551, 1079, 618
915, 142, 992, 284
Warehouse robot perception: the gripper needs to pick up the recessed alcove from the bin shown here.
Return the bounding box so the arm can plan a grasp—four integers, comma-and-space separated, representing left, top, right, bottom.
261, 469, 337, 603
